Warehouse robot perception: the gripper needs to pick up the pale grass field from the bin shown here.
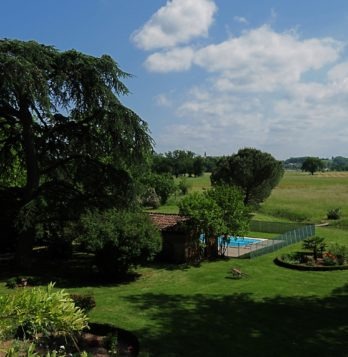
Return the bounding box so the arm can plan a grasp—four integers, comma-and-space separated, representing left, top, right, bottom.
161, 171, 348, 225
259, 171, 348, 224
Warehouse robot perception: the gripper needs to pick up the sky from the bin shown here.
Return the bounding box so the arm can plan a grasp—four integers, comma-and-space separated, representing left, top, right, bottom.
2, 0, 348, 160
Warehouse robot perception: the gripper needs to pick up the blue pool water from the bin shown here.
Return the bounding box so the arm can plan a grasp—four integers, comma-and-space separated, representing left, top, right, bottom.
219, 237, 263, 247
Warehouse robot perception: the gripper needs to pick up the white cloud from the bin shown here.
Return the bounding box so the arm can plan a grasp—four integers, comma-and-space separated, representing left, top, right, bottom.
328, 61, 348, 85
234, 16, 248, 25
135, 3, 348, 158
193, 25, 343, 92
154, 93, 173, 107
131, 0, 217, 50
144, 47, 195, 72
158, 75, 348, 158
144, 25, 343, 91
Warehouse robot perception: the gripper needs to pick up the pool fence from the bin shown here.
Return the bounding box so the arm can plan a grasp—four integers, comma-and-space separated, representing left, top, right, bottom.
226, 220, 315, 258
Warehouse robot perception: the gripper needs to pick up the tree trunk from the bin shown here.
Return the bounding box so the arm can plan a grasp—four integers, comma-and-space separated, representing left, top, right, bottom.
15, 105, 40, 268
21, 106, 40, 201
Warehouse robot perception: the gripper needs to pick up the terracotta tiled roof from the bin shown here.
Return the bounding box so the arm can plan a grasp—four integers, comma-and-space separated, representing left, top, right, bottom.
149, 213, 190, 231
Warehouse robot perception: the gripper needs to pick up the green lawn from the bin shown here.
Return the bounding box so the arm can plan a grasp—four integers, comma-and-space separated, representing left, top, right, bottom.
73, 226, 347, 356
2, 171, 348, 356
1, 227, 346, 356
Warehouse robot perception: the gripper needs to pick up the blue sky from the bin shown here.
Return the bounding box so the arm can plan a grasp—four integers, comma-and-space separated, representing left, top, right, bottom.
2, 0, 348, 159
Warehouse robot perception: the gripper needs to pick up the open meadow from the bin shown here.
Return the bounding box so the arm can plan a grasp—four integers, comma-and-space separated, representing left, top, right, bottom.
259, 171, 348, 225
1, 171, 348, 356
158, 171, 348, 226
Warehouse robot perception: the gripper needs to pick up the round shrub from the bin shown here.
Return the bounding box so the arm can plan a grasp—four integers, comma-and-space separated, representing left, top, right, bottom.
141, 187, 161, 209
327, 208, 342, 220
70, 293, 96, 313
78, 209, 161, 276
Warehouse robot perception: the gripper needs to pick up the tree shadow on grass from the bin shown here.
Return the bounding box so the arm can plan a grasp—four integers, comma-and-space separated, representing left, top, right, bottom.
0, 253, 140, 288
124, 288, 348, 357
148, 256, 231, 272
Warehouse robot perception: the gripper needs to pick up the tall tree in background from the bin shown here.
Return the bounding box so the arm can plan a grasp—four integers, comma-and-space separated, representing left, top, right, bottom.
0, 39, 152, 266
211, 148, 284, 206
301, 157, 324, 175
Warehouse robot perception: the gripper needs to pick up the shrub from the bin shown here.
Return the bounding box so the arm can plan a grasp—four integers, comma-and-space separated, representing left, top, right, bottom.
177, 178, 191, 195
304, 255, 315, 266
302, 236, 326, 261
3, 341, 39, 357
141, 188, 161, 209
323, 253, 337, 266
0, 283, 88, 341
77, 209, 161, 276
3, 342, 89, 356
5, 277, 17, 289
280, 252, 302, 264
327, 208, 342, 220
142, 173, 175, 205
327, 243, 347, 265
70, 293, 96, 313
5, 276, 45, 289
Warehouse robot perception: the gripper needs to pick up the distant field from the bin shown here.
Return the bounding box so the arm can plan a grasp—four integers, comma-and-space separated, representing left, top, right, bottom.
174, 172, 211, 192
157, 171, 348, 226
259, 171, 348, 224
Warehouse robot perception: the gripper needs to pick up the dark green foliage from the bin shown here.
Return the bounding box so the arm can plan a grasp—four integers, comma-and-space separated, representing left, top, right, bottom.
179, 185, 249, 257
302, 236, 326, 261
77, 209, 161, 276
5, 277, 17, 289
284, 155, 348, 171
203, 156, 220, 172
192, 156, 204, 177
327, 208, 342, 220
141, 188, 161, 209
0, 39, 153, 265
177, 177, 191, 195
151, 153, 173, 175
323, 254, 337, 266
280, 252, 303, 264
327, 243, 347, 265
70, 293, 96, 313
152, 150, 205, 177
329, 156, 348, 171
211, 148, 284, 206
141, 173, 175, 205
301, 157, 324, 175
282, 157, 308, 170
5, 276, 46, 289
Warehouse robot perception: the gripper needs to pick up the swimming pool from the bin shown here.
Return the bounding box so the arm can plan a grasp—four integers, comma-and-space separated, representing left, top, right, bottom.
219, 236, 264, 247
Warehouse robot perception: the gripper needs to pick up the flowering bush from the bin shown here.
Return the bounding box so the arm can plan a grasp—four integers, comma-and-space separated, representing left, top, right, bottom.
322, 252, 337, 266
327, 243, 347, 265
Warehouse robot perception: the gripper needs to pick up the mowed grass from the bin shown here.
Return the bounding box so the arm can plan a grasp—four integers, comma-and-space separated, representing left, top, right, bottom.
1, 172, 348, 355
71, 227, 348, 355
1, 227, 347, 356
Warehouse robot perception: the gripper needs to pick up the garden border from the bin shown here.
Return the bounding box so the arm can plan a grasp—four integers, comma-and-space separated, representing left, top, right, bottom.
274, 256, 348, 271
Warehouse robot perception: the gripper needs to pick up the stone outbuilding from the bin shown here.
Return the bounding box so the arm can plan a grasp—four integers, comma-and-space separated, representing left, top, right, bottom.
149, 213, 199, 263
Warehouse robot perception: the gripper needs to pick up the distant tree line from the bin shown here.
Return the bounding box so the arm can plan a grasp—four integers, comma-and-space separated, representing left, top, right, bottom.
151, 150, 220, 177
283, 156, 348, 171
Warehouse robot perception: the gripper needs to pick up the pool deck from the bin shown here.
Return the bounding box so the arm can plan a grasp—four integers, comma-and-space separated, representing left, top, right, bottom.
225, 238, 283, 257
